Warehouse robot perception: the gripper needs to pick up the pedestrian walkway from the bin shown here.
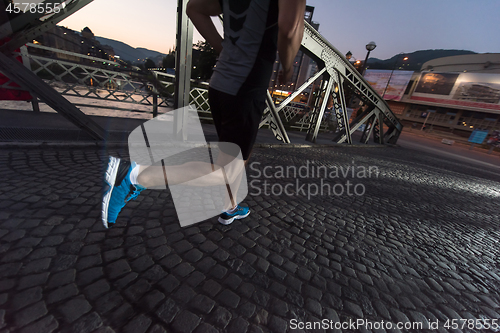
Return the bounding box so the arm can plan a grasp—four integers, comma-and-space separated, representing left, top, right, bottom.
0, 138, 499, 332
0, 108, 370, 146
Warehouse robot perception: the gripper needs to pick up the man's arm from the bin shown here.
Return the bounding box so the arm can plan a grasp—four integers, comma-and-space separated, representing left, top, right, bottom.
186, 0, 223, 54
277, 0, 306, 83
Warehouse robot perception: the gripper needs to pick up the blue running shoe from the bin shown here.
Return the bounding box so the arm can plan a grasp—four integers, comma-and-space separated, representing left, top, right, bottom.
102, 156, 146, 228
218, 205, 250, 225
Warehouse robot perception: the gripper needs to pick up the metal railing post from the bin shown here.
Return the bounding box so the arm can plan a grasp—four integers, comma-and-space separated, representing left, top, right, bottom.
174, 0, 194, 141
306, 77, 332, 143
19, 45, 40, 113
153, 93, 158, 118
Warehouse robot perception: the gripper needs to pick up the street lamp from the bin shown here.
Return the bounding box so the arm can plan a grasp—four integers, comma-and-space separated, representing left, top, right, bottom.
345, 51, 352, 61
382, 53, 408, 99
361, 41, 376, 75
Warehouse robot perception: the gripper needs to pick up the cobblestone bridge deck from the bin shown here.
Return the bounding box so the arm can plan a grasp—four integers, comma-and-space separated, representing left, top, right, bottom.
0, 144, 499, 333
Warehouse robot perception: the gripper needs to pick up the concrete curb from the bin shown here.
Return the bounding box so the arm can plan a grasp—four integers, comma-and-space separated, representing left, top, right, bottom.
402, 130, 500, 156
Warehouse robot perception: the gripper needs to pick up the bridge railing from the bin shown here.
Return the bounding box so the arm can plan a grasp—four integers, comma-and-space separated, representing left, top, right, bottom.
1, 0, 402, 143
259, 21, 404, 144
0, 43, 221, 120
7, 43, 172, 116
151, 71, 213, 121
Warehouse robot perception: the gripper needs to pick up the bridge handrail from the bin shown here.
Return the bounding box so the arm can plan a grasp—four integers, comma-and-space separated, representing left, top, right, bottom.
301, 20, 403, 132
26, 42, 121, 66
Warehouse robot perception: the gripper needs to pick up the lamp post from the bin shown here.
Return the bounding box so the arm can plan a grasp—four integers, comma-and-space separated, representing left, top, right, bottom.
420, 110, 431, 131
361, 41, 376, 75
382, 53, 408, 100
345, 51, 352, 62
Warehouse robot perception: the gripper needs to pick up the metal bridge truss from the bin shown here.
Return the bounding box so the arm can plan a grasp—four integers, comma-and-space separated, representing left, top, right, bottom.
0, 0, 110, 140
0, 0, 188, 140
0, 0, 402, 144
260, 21, 403, 144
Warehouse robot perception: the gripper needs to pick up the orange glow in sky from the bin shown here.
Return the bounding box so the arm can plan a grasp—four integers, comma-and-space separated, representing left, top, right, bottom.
57, 0, 500, 60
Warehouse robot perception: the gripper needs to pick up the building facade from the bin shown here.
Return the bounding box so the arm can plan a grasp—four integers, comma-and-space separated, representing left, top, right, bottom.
34, 26, 115, 63
387, 54, 500, 136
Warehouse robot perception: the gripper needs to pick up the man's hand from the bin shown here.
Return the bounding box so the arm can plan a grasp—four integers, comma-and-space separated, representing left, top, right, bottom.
277, 0, 306, 83
186, 0, 223, 54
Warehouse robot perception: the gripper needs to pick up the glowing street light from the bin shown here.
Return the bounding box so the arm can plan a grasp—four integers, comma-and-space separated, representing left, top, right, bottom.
361, 41, 376, 75
345, 51, 352, 61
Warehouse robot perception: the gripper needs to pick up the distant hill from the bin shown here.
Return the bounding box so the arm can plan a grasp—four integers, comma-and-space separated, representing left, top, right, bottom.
136, 47, 167, 60
96, 37, 475, 71
367, 49, 477, 71
136, 47, 169, 66
95, 36, 167, 64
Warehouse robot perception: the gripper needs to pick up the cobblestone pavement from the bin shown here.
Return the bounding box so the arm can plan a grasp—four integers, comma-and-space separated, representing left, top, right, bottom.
0, 144, 499, 333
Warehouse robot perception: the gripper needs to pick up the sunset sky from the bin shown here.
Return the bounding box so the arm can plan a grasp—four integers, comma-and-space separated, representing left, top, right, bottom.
58, 0, 500, 61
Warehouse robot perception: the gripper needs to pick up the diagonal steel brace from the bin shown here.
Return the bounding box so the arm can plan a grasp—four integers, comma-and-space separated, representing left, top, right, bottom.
0, 50, 106, 140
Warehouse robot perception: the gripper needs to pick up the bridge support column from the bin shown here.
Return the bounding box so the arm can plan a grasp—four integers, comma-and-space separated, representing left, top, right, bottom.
265, 90, 290, 143
174, 0, 193, 141
306, 76, 332, 143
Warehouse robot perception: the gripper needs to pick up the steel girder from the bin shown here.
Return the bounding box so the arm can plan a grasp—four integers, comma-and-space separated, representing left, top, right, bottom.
1, 0, 94, 54
174, 0, 194, 141
0, 2, 403, 144
260, 20, 403, 145
0, 0, 107, 140
0, 49, 107, 140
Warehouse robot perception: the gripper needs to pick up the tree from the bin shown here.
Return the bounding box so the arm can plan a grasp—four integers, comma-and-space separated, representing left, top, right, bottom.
191, 41, 217, 80
163, 53, 176, 69
145, 58, 156, 69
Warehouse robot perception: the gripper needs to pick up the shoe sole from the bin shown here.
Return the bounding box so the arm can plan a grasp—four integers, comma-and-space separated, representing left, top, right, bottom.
218, 210, 250, 225
102, 156, 120, 229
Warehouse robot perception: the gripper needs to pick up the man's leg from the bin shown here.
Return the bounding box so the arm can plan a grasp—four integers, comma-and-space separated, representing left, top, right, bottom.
102, 87, 262, 228
208, 88, 266, 224
102, 149, 246, 228
136, 160, 232, 188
